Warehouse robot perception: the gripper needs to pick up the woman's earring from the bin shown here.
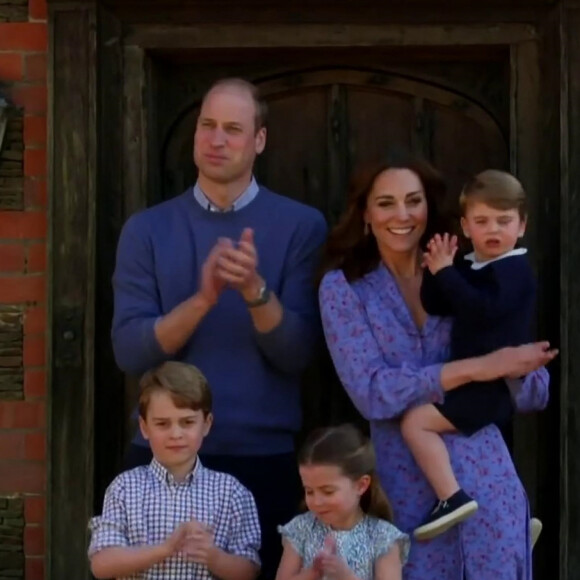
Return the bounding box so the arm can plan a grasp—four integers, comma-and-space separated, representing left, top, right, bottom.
364, 223, 370, 236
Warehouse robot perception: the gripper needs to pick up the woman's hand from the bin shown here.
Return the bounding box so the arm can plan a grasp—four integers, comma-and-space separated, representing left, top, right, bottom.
479, 342, 558, 381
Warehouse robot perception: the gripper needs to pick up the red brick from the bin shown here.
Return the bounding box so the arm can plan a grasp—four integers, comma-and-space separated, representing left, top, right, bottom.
0, 432, 25, 459
11, 85, 47, 115
24, 307, 46, 335
0, 212, 46, 239
24, 335, 46, 366
0, 244, 26, 272
0, 275, 45, 302
25, 433, 45, 461
24, 525, 45, 556
0, 401, 45, 429
24, 116, 47, 147
0, 53, 23, 82
0, 25, 47, 51
0, 461, 45, 493
25, 556, 45, 580
25, 495, 46, 524
24, 370, 46, 398
24, 54, 46, 82
27, 243, 46, 273
24, 179, 47, 209
29, 0, 48, 21
24, 149, 46, 178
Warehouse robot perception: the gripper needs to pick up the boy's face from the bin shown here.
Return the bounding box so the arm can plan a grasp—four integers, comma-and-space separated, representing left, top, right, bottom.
139, 391, 212, 475
461, 202, 526, 262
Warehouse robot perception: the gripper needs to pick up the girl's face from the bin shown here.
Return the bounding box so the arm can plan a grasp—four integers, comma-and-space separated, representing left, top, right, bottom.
299, 464, 370, 530
363, 168, 429, 258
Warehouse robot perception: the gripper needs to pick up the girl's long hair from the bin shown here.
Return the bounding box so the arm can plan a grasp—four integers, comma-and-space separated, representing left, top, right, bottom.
319, 151, 451, 283
298, 424, 393, 522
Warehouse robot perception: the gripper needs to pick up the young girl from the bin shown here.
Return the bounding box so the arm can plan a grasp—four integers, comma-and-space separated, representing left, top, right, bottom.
275, 425, 409, 580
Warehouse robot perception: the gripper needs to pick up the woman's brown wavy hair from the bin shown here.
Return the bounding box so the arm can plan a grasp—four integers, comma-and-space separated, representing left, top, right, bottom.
320, 152, 451, 283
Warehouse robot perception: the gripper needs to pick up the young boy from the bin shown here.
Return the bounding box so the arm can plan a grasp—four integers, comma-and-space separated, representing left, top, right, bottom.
88, 361, 261, 579
400, 170, 537, 541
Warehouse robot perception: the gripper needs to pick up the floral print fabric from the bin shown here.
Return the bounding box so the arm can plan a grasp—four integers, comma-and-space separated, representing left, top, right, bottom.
319, 265, 550, 580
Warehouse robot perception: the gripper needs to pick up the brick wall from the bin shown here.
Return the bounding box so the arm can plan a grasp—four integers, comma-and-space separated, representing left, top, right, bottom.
0, 1, 48, 579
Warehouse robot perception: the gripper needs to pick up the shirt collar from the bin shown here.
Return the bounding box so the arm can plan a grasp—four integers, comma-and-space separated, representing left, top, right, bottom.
149, 456, 202, 486
193, 177, 259, 212
464, 247, 527, 270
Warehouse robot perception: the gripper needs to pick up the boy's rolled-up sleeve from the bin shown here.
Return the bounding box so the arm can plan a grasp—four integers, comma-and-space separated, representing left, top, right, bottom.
88, 477, 130, 557
225, 483, 261, 566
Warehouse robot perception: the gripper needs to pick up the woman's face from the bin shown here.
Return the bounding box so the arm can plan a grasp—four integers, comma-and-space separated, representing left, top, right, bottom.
364, 168, 429, 256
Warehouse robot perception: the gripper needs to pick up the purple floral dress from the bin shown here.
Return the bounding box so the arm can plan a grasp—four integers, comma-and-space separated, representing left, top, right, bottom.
319, 265, 549, 580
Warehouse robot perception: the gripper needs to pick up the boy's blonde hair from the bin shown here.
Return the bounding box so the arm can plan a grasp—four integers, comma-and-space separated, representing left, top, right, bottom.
138, 361, 212, 419
459, 169, 527, 219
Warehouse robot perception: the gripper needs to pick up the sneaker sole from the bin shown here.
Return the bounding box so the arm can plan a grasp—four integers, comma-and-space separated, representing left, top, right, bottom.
531, 518, 542, 548
414, 500, 479, 541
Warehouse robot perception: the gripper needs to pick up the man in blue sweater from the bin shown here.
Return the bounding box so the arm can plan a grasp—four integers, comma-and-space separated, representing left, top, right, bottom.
111, 78, 327, 579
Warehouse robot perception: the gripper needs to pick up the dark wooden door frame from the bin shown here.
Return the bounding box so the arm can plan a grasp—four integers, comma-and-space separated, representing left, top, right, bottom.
47, 2, 576, 578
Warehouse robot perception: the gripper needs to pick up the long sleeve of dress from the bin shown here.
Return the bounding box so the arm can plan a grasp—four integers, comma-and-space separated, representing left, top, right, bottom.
508, 368, 550, 413
319, 270, 445, 420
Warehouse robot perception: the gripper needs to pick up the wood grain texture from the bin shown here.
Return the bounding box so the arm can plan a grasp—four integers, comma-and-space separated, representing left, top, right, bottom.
126, 23, 538, 49
49, 5, 96, 579
560, 5, 580, 580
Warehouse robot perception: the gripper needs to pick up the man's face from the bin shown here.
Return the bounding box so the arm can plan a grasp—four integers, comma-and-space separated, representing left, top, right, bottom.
193, 86, 266, 186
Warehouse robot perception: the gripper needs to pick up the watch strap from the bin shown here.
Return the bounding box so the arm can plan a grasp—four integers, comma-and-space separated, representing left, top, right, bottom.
245, 285, 271, 308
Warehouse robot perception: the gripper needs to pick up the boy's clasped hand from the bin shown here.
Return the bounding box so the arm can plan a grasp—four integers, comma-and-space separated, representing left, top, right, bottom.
164, 521, 217, 565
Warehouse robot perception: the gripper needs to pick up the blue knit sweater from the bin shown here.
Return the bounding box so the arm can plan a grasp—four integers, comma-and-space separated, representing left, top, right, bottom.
112, 187, 327, 455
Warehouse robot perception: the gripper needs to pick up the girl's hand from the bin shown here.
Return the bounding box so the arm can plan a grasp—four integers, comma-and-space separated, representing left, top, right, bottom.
422, 234, 457, 275
318, 553, 354, 580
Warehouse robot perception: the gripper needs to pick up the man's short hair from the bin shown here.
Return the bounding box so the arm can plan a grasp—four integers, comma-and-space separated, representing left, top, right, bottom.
138, 361, 212, 419
202, 77, 268, 132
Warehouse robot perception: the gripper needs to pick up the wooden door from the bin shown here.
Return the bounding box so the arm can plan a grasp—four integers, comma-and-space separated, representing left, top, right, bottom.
158, 66, 508, 440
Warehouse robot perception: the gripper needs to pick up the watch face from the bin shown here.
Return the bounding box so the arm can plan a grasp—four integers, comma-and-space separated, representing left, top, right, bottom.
247, 285, 270, 307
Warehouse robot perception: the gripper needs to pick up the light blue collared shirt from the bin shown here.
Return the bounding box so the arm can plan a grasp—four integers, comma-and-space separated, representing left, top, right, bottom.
193, 177, 259, 212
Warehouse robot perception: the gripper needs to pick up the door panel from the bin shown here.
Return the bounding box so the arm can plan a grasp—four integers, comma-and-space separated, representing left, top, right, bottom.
347, 88, 416, 169
255, 88, 329, 211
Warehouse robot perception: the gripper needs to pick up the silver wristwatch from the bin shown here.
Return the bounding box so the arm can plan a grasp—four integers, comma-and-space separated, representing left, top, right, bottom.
245, 283, 271, 308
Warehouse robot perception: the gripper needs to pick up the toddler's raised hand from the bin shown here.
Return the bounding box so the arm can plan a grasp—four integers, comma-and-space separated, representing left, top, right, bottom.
423, 233, 457, 275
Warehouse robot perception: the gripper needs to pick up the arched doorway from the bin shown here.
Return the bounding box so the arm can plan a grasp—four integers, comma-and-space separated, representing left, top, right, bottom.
159, 66, 508, 437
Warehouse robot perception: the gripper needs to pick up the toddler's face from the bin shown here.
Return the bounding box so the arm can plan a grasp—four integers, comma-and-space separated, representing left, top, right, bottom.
461, 202, 526, 261
299, 463, 370, 530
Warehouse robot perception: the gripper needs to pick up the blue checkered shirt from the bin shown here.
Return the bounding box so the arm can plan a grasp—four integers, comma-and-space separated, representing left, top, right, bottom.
88, 458, 261, 579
